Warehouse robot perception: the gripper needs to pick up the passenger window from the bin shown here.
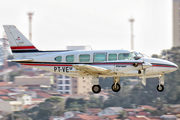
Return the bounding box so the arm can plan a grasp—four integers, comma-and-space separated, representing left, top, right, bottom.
94, 53, 106, 62
118, 53, 132, 60
79, 54, 90, 62
54, 56, 62, 62
66, 55, 74, 62
108, 54, 117, 61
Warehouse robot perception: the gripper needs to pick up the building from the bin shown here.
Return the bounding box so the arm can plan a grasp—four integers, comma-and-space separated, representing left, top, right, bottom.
56, 75, 72, 94
173, 0, 180, 47
76, 77, 92, 95
160, 115, 177, 120
64, 111, 82, 119
66, 114, 103, 120
123, 109, 143, 116
124, 116, 153, 120
86, 108, 102, 116
98, 107, 123, 117
56, 74, 92, 95
14, 76, 55, 91
138, 105, 157, 111
0, 101, 23, 113
49, 116, 65, 120
14, 94, 32, 105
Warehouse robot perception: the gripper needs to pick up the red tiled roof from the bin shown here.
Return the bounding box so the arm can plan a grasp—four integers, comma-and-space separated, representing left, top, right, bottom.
0, 91, 6, 94
31, 89, 41, 92
36, 92, 52, 98
150, 119, 161, 120
126, 116, 147, 120
138, 112, 149, 116
77, 114, 103, 120
61, 94, 71, 97
0, 96, 15, 101
32, 98, 44, 101
0, 89, 15, 93
87, 108, 102, 115
23, 104, 37, 109
0, 82, 9, 86
139, 105, 157, 110
103, 115, 119, 119
24, 85, 40, 87
124, 109, 143, 112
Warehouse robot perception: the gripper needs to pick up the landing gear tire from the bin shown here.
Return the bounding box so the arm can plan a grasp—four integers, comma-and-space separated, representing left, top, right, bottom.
92, 85, 101, 93
157, 84, 164, 92
111, 83, 121, 92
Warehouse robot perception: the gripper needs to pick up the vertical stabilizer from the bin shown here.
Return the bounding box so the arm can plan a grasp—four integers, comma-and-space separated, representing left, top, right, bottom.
3, 25, 38, 58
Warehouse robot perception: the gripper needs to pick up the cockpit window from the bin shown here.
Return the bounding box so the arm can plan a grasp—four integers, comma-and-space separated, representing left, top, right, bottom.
131, 52, 136, 58
131, 51, 148, 60
118, 53, 132, 60
134, 51, 143, 57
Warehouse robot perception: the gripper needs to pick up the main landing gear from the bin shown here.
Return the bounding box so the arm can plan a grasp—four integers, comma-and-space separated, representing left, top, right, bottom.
92, 85, 101, 93
156, 74, 164, 92
111, 77, 121, 92
91, 76, 121, 94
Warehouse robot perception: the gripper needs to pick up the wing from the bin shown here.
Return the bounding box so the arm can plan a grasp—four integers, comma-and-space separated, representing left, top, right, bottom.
72, 64, 111, 76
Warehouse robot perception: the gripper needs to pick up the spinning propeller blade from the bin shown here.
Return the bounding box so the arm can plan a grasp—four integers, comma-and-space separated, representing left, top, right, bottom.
142, 69, 146, 86
141, 58, 152, 86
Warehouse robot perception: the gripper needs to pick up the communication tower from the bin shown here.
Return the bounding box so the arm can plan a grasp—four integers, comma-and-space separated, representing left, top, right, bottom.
27, 12, 34, 42
129, 18, 135, 50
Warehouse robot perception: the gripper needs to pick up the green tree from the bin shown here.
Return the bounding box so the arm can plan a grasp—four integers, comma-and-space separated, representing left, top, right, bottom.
35, 97, 64, 120
118, 111, 127, 119
65, 98, 86, 112
86, 96, 104, 108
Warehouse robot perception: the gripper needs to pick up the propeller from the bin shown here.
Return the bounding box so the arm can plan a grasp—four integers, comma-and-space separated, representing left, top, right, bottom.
141, 60, 152, 86
142, 69, 146, 86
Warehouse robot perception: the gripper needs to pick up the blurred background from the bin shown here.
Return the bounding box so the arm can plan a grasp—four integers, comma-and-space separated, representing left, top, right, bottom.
0, 0, 180, 120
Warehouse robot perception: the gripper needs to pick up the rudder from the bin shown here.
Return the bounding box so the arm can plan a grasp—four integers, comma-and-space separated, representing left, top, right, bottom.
3, 25, 38, 58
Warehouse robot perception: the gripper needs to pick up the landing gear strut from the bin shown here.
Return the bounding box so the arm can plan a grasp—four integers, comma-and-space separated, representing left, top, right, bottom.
157, 74, 164, 92
111, 77, 121, 92
91, 75, 101, 94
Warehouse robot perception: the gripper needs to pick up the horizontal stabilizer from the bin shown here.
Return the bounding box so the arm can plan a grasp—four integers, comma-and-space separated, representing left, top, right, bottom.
7, 58, 33, 62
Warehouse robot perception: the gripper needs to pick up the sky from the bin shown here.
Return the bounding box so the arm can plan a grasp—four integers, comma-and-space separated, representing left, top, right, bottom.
0, 0, 172, 56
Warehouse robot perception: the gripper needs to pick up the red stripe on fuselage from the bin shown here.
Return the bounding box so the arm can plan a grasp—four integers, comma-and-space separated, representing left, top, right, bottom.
152, 65, 177, 68
19, 62, 177, 68
20, 63, 72, 66
92, 63, 142, 65
20, 62, 141, 67
11, 46, 36, 50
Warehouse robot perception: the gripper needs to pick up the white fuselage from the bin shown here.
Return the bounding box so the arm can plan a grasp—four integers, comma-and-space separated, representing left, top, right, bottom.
16, 49, 178, 78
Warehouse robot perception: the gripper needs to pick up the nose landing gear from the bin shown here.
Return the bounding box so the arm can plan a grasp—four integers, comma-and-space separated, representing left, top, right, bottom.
157, 84, 164, 92
157, 74, 164, 92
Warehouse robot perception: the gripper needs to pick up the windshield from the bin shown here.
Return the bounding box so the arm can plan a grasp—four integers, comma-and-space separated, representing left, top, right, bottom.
131, 51, 144, 60
139, 52, 149, 58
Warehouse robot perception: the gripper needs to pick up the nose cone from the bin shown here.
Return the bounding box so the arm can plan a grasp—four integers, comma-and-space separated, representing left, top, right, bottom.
150, 58, 178, 74
168, 62, 178, 72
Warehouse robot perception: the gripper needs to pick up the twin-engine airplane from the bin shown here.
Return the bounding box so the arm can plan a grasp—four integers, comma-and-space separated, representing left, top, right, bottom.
3, 25, 178, 93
